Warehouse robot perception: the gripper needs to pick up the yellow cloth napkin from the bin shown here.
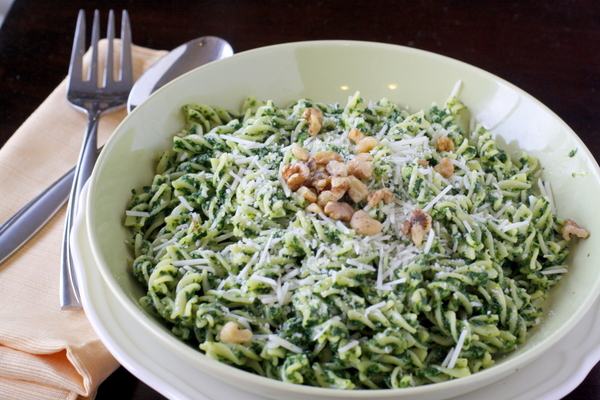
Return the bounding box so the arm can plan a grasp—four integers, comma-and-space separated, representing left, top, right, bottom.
0, 42, 167, 399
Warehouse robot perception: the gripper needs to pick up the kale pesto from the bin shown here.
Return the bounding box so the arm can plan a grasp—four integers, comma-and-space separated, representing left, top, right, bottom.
124, 90, 585, 390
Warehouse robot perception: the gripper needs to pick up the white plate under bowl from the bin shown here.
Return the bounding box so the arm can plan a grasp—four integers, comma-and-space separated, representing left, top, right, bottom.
83, 40, 600, 399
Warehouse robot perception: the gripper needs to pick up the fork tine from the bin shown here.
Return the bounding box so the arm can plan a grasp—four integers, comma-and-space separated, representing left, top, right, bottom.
120, 10, 133, 85
68, 10, 86, 84
104, 10, 115, 86
88, 10, 100, 83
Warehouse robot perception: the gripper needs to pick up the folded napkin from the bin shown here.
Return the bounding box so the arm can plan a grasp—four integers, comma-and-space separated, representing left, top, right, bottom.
0, 42, 167, 399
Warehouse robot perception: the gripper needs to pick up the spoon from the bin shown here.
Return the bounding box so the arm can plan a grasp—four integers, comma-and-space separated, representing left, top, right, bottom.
127, 36, 233, 112
0, 36, 233, 264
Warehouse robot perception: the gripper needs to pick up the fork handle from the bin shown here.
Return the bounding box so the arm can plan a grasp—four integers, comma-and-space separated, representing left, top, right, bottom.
60, 108, 102, 310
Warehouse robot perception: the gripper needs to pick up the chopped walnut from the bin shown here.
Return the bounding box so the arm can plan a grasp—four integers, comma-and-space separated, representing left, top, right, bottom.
278, 127, 391, 234
402, 208, 432, 246
306, 157, 317, 172
324, 201, 355, 222
400, 220, 412, 236
304, 107, 323, 136
282, 162, 310, 191
367, 188, 395, 207
306, 203, 324, 214
355, 136, 379, 154
330, 176, 351, 193
417, 159, 430, 167
354, 153, 373, 162
347, 155, 373, 179
281, 163, 294, 180
317, 189, 345, 207
561, 219, 589, 241
348, 128, 365, 143
347, 175, 369, 203
314, 150, 343, 165
326, 160, 348, 176
292, 146, 310, 161
297, 186, 317, 203
308, 167, 330, 190
437, 136, 455, 152
220, 321, 252, 344
312, 173, 332, 193
350, 210, 382, 236
434, 157, 454, 178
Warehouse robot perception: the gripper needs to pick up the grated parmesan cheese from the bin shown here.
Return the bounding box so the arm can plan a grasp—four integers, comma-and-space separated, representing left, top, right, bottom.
338, 340, 360, 353
447, 328, 468, 369
268, 335, 303, 354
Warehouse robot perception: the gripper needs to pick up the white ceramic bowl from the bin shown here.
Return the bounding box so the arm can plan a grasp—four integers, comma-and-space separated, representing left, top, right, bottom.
84, 40, 600, 400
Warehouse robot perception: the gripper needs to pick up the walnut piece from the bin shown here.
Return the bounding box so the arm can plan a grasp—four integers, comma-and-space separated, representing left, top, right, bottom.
317, 189, 345, 207
292, 146, 310, 161
367, 188, 395, 207
308, 167, 330, 191
434, 157, 454, 178
561, 219, 589, 241
297, 186, 317, 203
330, 175, 351, 193
282, 162, 310, 191
350, 210, 382, 236
313, 176, 332, 193
324, 201, 355, 221
348, 127, 365, 143
354, 153, 373, 162
314, 150, 343, 165
347, 175, 369, 203
304, 107, 323, 136
326, 160, 348, 176
220, 321, 252, 344
402, 208, 432, 246
400, 220, 412, 236
306, 203, 324, 214
437, 136, 455, 152
355, 136, 379, 154
347, 155, 373, 179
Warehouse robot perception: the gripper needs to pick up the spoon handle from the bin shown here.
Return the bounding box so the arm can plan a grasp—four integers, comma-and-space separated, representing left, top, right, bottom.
0, 141, 108, 264
0, 166, 74, 264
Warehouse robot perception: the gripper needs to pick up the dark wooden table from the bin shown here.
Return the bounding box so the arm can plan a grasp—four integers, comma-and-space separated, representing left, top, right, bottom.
1, 0, 599, 399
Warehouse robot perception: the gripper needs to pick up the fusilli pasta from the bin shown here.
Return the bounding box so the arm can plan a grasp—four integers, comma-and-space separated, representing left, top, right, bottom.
124, 87, 586, 389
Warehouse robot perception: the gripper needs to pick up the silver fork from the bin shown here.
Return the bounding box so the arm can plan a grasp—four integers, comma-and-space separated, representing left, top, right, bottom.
60, 9, 132, 309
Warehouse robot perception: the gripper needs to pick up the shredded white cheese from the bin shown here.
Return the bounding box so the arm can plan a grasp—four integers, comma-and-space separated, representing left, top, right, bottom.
268, 335, 303, 354
447, 329, 468, 369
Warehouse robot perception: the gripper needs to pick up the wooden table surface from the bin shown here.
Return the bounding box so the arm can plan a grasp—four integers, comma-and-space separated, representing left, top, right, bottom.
1, 0, 599, 398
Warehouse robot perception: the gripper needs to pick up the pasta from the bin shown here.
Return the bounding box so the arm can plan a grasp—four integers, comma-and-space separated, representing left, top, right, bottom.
124, 86, 587, 389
